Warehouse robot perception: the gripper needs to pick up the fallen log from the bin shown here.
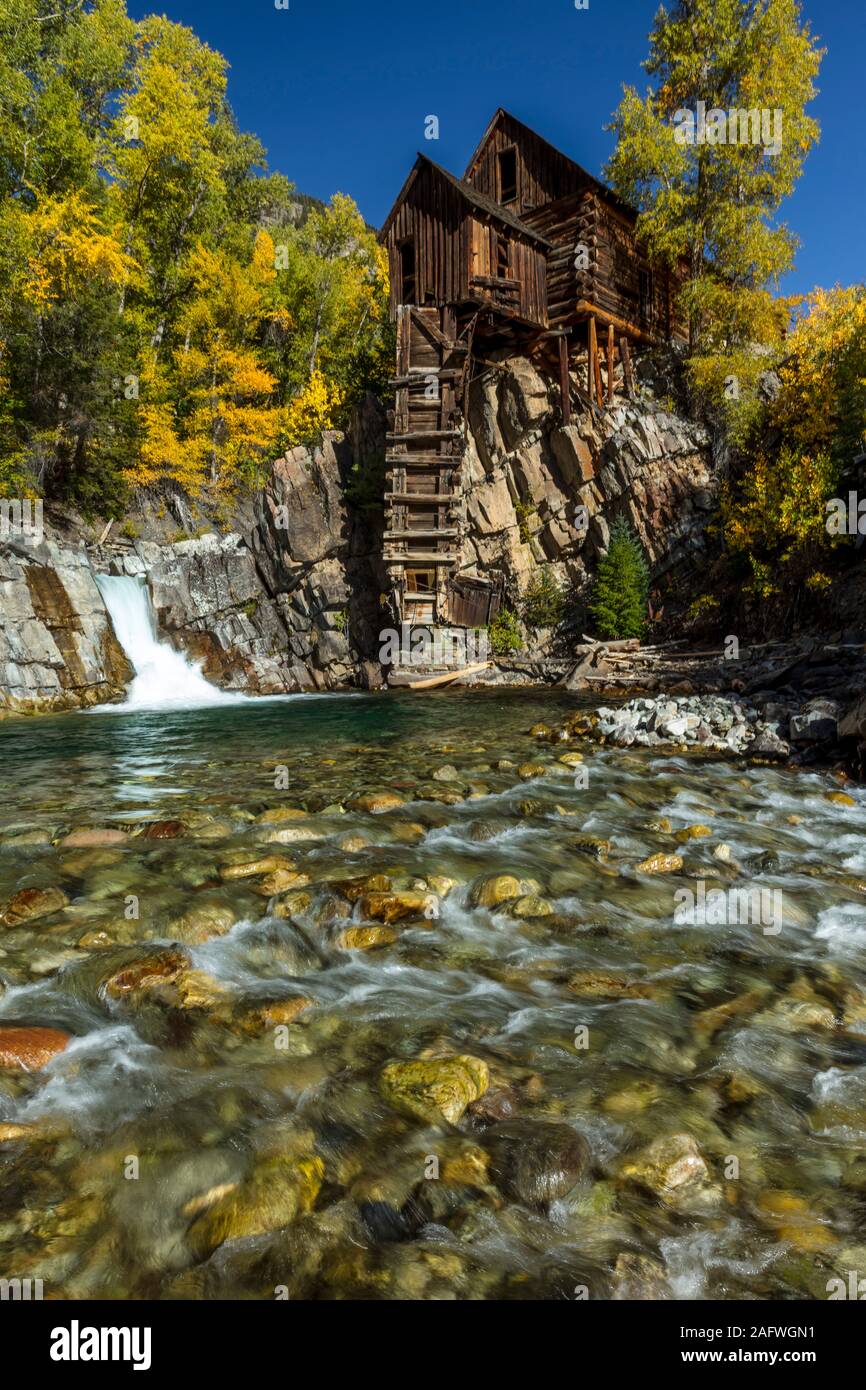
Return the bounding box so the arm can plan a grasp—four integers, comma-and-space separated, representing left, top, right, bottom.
402, 662, 491, 691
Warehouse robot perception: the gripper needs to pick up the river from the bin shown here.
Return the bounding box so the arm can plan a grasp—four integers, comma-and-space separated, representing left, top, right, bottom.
1, 680, 865, 1299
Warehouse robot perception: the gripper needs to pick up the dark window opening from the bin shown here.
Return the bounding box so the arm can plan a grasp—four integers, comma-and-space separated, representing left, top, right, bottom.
406, 568, 435, 594
496, 235, 510, 279
497, 147, 518, 204
399, 238, 416, 304
639, 268, 653, 323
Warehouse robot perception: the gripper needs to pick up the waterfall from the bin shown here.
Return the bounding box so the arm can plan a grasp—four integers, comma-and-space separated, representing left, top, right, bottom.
95, 574, 244, 711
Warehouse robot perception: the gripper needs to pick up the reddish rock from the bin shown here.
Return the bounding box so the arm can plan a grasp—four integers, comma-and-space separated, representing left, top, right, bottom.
141, 820, 187, 839
1, 886, 69, 928
102, 948, 189, 1000
0, 1026, 72, 1071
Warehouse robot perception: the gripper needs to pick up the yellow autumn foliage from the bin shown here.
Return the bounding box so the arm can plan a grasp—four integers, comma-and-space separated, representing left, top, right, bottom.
282, 370, 344, 447
23, 191, 134, 308
722, 285, 866, 596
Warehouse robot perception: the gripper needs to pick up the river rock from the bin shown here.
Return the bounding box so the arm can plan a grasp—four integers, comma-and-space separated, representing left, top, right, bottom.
1, 886, 69, 927
339, 834, 371, 852
568, 969, 650, 999
484, 1119, 591, 1208
675, 824, 711, 843
358, 891, 428, 924
380, 1055, 489, 1124
611, 1252, 671, 1300
167, 904, 238, 945
510, 895, 554, 918
635, 852, 683, 874
140, 819, 186, 839
0, 1025, 72, 1071
219, 854, 296, 881
262, 826, 323, 845
355, 791, 405, 813
517, 762, 548, 780
101, 947, 190, 1001
336, 925, 397, 950
58, 828, 128, 848
186, 1126, 323, 1258
618, 1133, 714, 1207
255, 868, 311, 896
243, 997, 314, 1031
790, 699, 840, 744
432, 764, 460, 782
470, 874, 521, 908
2, 828, 52, 847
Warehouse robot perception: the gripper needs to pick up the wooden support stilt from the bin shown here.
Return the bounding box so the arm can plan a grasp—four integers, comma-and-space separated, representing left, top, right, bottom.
558, 334, 571, 427
589, 317, 604, 408
619, 336, 635, 399
587, 319, 595, 401
606, 323, 615, 405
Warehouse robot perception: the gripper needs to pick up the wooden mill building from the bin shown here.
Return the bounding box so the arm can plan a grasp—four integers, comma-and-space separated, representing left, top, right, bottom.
379, 108, 687, 629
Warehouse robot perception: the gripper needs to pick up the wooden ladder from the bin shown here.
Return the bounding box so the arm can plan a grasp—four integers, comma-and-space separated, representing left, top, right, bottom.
384, 306, 467, 619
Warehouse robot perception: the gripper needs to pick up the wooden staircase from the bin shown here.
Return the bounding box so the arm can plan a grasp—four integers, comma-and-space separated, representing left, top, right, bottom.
384, 305, 469, 624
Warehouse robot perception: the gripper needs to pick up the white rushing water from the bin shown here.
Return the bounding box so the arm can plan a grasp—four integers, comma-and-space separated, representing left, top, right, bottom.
95, 573, 247, 711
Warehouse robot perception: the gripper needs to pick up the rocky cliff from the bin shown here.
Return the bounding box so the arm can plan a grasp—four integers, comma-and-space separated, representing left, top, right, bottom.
458, 352, 714, 625
0, 353, 720, 715
0, 537, 130, 715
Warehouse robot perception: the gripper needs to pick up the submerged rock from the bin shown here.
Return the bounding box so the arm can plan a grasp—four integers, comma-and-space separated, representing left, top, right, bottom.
380, 1055, 490, 1124
58, 828, 128, 848
0, 1025, 72, 1071
1, 885, 69, 927
336, 925, 397, 950
101, 947, 190, 1001
186, 1128, 323, 1259
635, 852, 683, 875
618, 1133, 716, 1209
469, 874, 521, 908
355, 791, 405, 813
358, 890, 428, 924
218, 854, 295, 881
568, 969, 650, 999
611, 1252, 671, 1300
484, 1119, 590, 1208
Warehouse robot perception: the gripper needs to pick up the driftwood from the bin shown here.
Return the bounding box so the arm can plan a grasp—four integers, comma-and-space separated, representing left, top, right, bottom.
403, 662, 491, 691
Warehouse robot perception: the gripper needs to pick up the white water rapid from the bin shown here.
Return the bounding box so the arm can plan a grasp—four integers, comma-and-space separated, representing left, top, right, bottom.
95, 574, 246, 711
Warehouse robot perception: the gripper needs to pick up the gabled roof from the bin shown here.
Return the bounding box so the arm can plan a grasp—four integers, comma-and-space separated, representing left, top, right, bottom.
463, 107, 635, 219
379, 153, 553, 247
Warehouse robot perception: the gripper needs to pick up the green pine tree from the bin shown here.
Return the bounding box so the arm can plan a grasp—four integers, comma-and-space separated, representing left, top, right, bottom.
589, 517, 650, 640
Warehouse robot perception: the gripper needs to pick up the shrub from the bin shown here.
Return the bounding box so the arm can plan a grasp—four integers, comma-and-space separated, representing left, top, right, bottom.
589, 516, 649, 640
488, 606, 523, 656
521, 569, 565, 628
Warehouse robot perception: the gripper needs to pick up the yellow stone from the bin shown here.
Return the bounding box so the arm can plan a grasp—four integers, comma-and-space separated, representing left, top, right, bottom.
219, 855, 295, 881
469, 874, 521, 908
380, 1055, 489, 1124
517, 762, 548, 780
336, 925, 397, 950
355, 791, 405, 813
675, 824, 712, 843
635, 852, 683, 874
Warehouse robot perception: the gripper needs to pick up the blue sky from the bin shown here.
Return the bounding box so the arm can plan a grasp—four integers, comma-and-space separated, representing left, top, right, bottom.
130, 0, 864, 297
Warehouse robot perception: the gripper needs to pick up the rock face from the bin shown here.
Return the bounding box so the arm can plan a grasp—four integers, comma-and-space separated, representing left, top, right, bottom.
0, 356, 719, 710
0, 397, 389, 712
0, 538, 130, 716
114, 415, 388, 695
456, 354, 714, 621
